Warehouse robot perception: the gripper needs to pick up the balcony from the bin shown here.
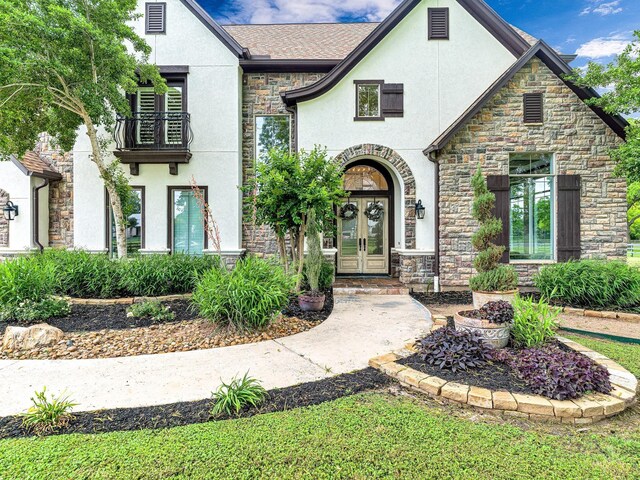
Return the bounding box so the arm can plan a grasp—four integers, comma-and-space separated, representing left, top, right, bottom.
113, 112, 193, 175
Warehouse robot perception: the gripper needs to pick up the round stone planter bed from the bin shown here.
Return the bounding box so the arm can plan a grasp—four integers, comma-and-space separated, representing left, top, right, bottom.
369, 337, 638, 425
0, 291, 334, 360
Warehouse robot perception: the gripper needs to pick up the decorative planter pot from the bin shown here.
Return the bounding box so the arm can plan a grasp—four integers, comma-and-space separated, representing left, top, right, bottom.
472, 289, 519, 309
454, 311, 511, 349
298, 293, 326, 312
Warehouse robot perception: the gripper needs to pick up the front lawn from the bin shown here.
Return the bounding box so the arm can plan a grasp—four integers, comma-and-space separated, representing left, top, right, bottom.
1, 336, 638, 479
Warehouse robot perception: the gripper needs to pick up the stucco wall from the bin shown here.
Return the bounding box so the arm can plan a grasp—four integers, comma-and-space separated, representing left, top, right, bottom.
295, 0, 517, 253
0, 189, 8, 248
0, 163, 33, 253
72, 0, 244, 253
437, 57, 626, 288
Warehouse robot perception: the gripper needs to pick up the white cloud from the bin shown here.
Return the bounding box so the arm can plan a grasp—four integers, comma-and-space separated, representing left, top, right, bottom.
576, 35, 630, 58
218, 0, 402, 24
580, 0, 623, 16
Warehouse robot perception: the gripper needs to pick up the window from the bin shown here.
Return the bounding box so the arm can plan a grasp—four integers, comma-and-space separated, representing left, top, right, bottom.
146, 3, 166, 34
108, 187, 144, 257
169, 188, 207, 255
255, 115, 291, 163
428, 8, 449, 40
524, 93, 544, 123
509, 154, 554, 261
355, 81, 382, 120
343, 165, 389, 191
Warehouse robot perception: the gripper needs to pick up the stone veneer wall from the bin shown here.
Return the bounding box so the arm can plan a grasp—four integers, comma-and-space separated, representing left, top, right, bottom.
242, 72, 325, 254
0, 189, 9, 247
437, 57, 626, 287
399, 253, 436, 288
38, 134, 74, 248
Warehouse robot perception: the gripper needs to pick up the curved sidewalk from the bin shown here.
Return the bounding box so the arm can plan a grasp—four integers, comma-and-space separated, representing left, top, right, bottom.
0, 295, 431, 417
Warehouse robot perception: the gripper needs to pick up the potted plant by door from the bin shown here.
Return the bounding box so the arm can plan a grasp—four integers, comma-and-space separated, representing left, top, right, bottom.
469, 166, 519, 309
298, 210, 326, 312
454, 300, 513, 349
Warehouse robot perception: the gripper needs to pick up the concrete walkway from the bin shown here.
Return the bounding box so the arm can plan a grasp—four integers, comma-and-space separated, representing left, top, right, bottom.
0, 295, 431, 417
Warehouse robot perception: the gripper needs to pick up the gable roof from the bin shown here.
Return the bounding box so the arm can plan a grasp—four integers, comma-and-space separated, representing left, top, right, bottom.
10, 152, 62, 181
179, 0, 249, 59
223, 23, 379, 60
424, 41, 628, 156
281, 0, 531, 106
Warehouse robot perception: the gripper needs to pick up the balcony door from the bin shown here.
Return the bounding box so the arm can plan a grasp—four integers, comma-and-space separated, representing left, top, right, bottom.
337, 162, 393, 275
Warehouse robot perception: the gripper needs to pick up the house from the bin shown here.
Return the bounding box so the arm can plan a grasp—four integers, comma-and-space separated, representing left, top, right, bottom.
0, 0, 628, 290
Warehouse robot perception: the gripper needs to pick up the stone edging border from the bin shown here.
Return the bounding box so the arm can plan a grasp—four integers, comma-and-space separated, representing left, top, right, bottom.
369, 337, 638, 425
61, 294, 192, 306
561, 307, 640, 323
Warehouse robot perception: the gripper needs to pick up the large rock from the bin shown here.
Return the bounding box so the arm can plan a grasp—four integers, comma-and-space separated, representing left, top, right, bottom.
2, 324, 64, 351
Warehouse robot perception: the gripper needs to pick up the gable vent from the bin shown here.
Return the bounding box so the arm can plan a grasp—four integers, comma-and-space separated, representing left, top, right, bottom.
146, 3, 166, 34
524, 93, 544, 123
428, 8, 449, 40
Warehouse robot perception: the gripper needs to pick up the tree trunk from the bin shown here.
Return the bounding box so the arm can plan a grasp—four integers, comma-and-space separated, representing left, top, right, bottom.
295, 214, 307, 292
278, 235, 288, 274
84, 118, 128, 259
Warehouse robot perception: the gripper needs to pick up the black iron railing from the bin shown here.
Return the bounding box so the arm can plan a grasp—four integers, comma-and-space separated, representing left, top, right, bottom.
114, 112, 193, 151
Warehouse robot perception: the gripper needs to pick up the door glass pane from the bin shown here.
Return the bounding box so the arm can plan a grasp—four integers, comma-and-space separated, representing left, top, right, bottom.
173, 190, 204, 255
510, 177, 553, 260
165, 85, 183, 145
340, 204, 358, 257
110, 189, 143, 258
366, 201, 384, 255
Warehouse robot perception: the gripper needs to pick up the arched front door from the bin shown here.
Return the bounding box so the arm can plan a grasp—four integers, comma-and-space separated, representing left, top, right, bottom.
337, 161, 394, 275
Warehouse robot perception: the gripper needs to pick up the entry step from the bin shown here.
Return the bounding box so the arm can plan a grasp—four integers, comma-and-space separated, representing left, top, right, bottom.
333, 278, 409, 296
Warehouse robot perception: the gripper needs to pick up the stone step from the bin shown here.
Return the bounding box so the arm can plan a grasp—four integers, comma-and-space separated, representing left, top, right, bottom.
333, 287, 410, 296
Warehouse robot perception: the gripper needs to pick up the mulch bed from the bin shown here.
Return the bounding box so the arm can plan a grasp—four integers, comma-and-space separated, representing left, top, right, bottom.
0, 367, 391, 439
397, 353, 534, 395
0, 291, 334, 360
411, 291, 473, 307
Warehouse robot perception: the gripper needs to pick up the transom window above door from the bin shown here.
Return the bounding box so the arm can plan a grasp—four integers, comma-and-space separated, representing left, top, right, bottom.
344, 165, 389, 191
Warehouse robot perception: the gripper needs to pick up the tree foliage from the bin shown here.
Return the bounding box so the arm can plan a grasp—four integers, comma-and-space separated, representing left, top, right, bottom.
566, 31, 640, 183
0, 0, 165, 257
246, 146, 345, 289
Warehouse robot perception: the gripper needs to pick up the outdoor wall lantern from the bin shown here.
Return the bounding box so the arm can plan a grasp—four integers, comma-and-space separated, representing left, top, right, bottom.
415, 200, 426, 220
2, 201, 19, 221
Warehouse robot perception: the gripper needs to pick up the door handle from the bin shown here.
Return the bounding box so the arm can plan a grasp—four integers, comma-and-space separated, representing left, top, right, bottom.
363, 238, 367, 252
358, 238, 362, 251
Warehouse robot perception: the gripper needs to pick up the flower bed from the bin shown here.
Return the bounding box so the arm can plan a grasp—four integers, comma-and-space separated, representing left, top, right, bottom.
370, 336, 637, 424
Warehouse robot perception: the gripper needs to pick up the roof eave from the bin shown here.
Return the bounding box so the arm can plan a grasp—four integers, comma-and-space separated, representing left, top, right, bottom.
10, 154, 63, 181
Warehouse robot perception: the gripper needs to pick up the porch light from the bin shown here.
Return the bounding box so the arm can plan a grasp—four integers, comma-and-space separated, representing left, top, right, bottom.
2, 201, 18, 221
415, 200, 426, 220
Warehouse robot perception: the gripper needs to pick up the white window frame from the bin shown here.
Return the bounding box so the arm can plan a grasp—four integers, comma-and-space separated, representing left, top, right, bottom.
354, 81, 383, 120
254, 114, 292, 164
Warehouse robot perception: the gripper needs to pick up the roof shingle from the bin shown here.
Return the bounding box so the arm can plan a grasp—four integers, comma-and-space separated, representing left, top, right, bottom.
12, 152, 62, 180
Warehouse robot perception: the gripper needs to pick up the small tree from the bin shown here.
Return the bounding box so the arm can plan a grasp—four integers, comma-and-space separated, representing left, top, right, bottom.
247, 146, 345, 290
0, 0, 166, 258
305, 209, 323, 295
469, 166, 518, 292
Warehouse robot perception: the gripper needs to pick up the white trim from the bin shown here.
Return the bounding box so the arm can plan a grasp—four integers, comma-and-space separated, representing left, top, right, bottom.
393, 248, 435, 256
203, 249, 246, 257
139, 248, 171, 255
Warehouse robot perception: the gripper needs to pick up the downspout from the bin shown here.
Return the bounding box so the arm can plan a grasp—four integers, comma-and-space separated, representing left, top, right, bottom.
33, 178, 49, 253
427, 152, 440, 292
285, 104, 298, 153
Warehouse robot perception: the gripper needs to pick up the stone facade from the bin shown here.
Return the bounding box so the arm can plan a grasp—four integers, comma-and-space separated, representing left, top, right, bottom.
0, 189, 8, 248
38, 135, 74, 248
242, 72, 325, 254
398, 253, 436, 289
437, 57, 626, 287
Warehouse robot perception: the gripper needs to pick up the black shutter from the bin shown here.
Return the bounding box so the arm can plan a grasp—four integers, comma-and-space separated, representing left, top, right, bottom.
557, 175, 581, 262
487, 175, 510, 264
428, 8, 449, 40
381, 83, 404, 118
524, 93, 543, 123
146, 3, 166, 34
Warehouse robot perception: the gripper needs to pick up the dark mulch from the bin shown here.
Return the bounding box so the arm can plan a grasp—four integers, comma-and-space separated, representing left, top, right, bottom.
0, 291, 334, 335
397, 353, 534, 395
282, 288, 334, 323
0, 367, 391, 440
411, 291, 473, 307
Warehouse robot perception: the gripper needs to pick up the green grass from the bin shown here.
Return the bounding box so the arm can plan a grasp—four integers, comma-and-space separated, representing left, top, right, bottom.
1, 337, 639, 479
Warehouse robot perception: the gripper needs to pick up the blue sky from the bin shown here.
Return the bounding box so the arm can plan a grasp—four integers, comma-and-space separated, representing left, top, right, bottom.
199, 0, 639, 67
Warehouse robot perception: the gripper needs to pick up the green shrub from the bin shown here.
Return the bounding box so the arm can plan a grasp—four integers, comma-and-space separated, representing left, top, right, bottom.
38, 249, 121, 299
511, 295, 560, 348
20, 388, 77, 436
127, 301, 175, 322
534, 260, 640, 309
0, 298, 70, 323
118, 254, 220, 297
193, 256, 295, 330
469, 265, 518, 293
210, 373, 267, 417
0, 257, 56, 305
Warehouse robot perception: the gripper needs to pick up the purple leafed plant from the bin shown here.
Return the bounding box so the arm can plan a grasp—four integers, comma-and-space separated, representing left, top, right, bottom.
416, 327, 490, 373
489, 345, 612, 400
464, 300, 514, 324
